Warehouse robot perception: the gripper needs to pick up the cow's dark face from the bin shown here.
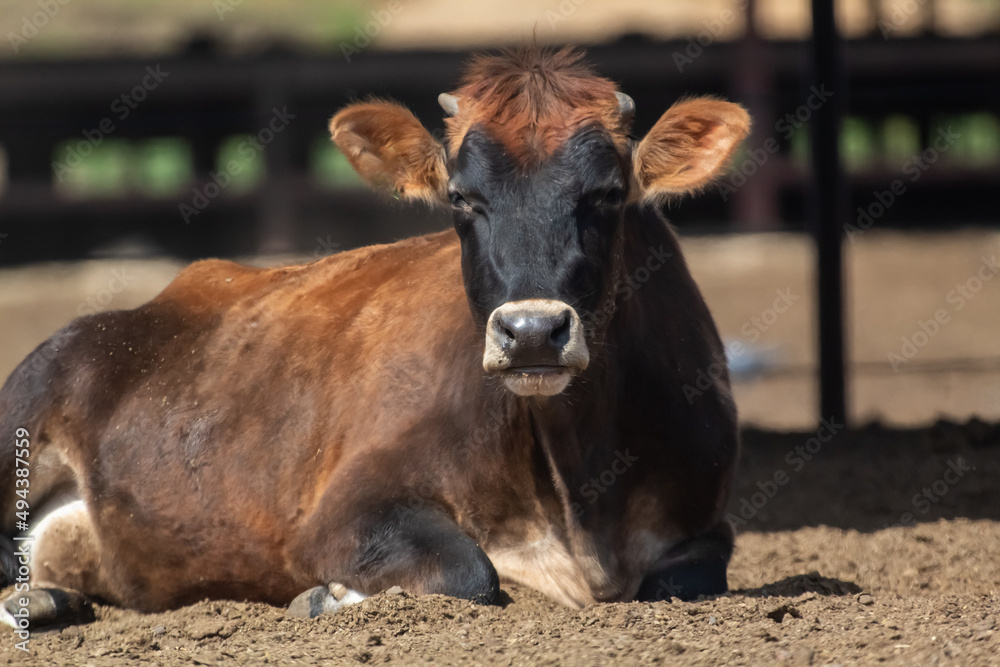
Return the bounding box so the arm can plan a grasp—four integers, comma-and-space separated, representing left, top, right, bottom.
445, 126, 628, 395
329, 58, 750, 397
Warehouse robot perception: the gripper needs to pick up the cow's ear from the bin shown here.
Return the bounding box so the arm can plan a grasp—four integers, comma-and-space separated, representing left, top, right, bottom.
632, 98, 750, 203
330, 101, 448, 205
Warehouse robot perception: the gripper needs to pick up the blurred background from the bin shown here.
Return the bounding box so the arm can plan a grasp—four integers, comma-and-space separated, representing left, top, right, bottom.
0, 0, 998, 429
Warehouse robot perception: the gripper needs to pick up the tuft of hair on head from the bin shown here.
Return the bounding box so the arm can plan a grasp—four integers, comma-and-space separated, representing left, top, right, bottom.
441, 46, 632, 164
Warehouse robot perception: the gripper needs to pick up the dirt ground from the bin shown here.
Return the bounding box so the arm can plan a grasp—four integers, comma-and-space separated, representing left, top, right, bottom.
1, 421, 998, 666
1, 231, 999, 664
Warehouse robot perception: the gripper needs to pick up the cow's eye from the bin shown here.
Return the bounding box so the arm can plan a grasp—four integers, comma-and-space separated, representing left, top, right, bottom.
450, 191, 486, 216
449, 191, 469, 209
587, 187, 625, 208
601, 187, 625, 207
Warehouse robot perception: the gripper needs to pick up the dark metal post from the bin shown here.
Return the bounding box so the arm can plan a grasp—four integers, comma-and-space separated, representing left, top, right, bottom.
733, 0, 780, 231
256, 55, 297, 254
809, 0, 848, 426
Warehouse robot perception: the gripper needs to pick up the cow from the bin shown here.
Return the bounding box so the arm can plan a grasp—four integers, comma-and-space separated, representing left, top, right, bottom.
0, 47, 749, 628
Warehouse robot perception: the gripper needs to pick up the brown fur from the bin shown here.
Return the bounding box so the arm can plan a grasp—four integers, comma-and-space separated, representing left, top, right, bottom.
1, 46, 747, 614
444, 47, 630, 165
330, 102, 448, 202
633, 97, 751, 201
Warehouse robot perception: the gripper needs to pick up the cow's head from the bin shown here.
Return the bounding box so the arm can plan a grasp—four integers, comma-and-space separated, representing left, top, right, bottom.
330, 48, 749, 397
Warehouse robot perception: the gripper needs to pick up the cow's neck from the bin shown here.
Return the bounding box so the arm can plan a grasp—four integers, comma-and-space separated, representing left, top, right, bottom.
518, 214, 641, 595
519, 205, 686, 595
525, 390, 619, 598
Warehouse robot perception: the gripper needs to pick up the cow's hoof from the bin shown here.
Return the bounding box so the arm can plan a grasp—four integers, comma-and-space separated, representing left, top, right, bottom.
0, 587, 95, 629
286, 583, 367, 619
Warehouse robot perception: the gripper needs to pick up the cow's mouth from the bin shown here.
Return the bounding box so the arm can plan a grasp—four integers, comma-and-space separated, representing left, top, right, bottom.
483, 299, 590, 397
505, 365, 565, 375
499, 366, 573, 397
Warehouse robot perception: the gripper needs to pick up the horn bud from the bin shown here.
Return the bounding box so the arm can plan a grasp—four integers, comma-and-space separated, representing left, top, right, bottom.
438, 93, 460, 116
615, 92, 635, 121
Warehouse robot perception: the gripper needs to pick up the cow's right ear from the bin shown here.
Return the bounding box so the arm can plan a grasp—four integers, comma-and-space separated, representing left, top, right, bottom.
330, 101, 448, 205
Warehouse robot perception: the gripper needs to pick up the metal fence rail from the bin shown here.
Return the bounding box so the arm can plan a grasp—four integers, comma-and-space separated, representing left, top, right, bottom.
0, 35, 998, 265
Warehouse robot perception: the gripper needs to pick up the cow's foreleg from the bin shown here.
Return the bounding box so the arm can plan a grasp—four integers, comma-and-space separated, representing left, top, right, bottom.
1, 500, 109, 628
352, 504, 499, 603
295, 503, 499, 617
634, 520, 734, 602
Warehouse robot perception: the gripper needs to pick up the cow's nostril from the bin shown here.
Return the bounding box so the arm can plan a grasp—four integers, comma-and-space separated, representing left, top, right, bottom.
549, 313, 570, 348
485, 301, 589, 376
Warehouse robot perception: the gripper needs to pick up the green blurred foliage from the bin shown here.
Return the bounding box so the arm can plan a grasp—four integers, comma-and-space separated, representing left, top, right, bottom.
784, 112, 999, 172
947, 113, 1000, 166
842, 117, 876, 172
882, 115, 921, 165
51, 132, 366, 198
215, 135, 266, 193
311, 138, 363, 189
133, 138, 193, 196
53, 139, 132, 197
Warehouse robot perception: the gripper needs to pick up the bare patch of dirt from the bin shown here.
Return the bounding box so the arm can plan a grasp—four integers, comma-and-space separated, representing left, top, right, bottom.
3, 423, 998, 666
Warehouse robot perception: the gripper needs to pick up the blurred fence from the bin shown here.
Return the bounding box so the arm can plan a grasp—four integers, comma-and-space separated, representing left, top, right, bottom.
0, 34, 998, 265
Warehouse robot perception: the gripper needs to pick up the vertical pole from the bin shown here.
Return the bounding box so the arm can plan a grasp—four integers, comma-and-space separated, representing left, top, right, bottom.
256, 55, 296, 255
733, 0, 779, 231
809, 0, 848, 426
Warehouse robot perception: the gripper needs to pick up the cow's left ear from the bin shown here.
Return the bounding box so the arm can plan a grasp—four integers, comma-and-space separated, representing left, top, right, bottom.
632, 98, 750, 202
330, 101, 448, 204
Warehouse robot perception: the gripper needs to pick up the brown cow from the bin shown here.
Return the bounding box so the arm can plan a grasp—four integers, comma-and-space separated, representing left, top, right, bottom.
0, 47, 748, 627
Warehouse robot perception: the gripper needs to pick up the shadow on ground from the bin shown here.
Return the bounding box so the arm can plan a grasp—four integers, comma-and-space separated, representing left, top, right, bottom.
730, 418, 1000, 533
734, 572, 863, 598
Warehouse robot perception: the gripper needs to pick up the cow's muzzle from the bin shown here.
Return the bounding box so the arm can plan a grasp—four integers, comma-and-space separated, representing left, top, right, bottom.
483, 299, 590, 396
